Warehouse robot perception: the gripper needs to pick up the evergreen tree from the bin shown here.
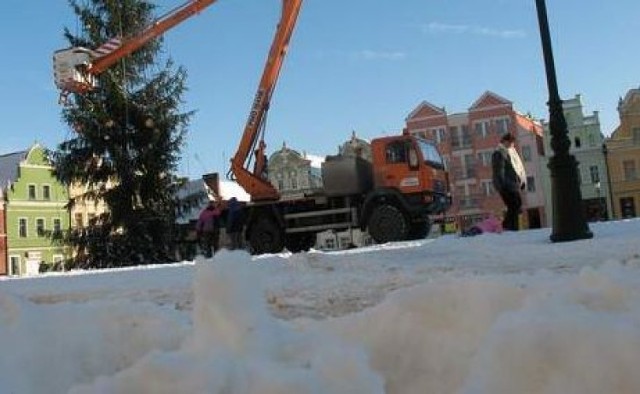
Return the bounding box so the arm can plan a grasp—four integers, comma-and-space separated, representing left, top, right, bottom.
51, 0, 193, 268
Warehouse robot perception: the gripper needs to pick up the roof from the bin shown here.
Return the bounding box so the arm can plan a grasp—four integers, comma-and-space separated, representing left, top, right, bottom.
0, 150, 28, 189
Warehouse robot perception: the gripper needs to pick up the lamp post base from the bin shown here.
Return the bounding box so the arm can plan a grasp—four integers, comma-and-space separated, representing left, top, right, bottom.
548, 154, 593, 242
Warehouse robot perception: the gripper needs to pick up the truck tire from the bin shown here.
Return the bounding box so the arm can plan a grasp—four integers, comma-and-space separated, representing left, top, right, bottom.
408, 219, 431, 240
285, 233, 316, 253
248, 217, 284, 255
367, 204, 408, 244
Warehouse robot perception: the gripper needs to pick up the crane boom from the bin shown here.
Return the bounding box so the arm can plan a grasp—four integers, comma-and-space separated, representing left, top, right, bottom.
53, 0, 303, 202
90, 0, 218, 75
54, 0, 218, 96
229, 0, 302, 201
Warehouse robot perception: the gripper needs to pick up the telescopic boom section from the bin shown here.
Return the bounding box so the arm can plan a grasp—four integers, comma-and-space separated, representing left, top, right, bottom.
53, 0, 303, 202
54, 0, 218, 96
91, 0, 218, 74
230, 0, 303, 201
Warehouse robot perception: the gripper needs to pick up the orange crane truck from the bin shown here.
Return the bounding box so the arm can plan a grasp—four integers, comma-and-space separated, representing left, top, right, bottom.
53, 0, 450, 254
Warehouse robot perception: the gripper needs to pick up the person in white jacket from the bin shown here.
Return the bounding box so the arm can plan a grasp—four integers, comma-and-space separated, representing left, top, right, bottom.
492, 133, 527, 231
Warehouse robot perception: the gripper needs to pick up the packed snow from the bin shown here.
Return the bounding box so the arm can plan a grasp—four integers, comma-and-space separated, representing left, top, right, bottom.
2, 219, 640, 394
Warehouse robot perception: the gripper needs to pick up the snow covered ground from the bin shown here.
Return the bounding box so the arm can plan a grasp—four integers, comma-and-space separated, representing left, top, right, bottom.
2, 219, 640, 394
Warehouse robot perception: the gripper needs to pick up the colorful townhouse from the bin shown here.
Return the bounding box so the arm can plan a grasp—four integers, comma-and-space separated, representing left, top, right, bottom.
405, 91, 547, 231
540, 94, 612, 224
0, 144, 70, 275
605, 87, 640, 218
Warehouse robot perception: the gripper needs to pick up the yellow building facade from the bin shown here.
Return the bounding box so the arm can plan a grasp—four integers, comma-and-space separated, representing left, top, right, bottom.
68, 182, 110, 229
605, 87, 640, 219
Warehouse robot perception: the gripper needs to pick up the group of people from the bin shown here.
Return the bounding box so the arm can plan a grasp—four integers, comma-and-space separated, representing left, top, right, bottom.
195, 197, 244, 257
463, 132, 527, 237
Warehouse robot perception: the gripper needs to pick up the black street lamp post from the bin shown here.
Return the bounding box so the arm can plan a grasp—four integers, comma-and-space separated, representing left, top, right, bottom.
602, 143, 615, 219
535, 0, 592, 242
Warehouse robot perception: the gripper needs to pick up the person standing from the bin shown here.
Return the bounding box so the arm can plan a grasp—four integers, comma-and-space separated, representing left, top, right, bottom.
196, 200, 221, 257
492, 133, 527, 231
225, 197, 244, 250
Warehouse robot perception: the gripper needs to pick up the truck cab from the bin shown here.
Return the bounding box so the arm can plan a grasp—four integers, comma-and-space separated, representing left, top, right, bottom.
371, 134, 450, 214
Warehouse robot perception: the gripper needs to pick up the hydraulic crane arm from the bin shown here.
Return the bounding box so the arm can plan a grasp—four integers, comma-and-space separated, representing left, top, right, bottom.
54, 0, 218, 96
90, 0, 218, 75
228, 0, 303, 201
54, 0, 303, 202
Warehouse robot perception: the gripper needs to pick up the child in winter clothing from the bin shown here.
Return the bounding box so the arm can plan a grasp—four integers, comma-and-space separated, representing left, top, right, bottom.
461, 213, 503, 237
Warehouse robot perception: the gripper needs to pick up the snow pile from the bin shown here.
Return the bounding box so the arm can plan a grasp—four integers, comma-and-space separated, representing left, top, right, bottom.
326, 262, 640, 393
68, 256, 384, 394
1, 219, 640, 393
0, 291, 188, 393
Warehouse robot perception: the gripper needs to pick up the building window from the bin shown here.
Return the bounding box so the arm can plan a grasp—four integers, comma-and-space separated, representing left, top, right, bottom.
633, 127, 640, 143
477, 151, 492, 166
474, 121, 490, 138
590, 165, 600, 184
481, 181, 493, 196
19, 218, 27, 237
574, 137, 582, 148
526, 176, 536, 192
495, 118, 510, 135
521, 145, 532, 162
28, 184, 36, 200
53, 218, 62, 235
623, 160, 637, 181
74, 213, 84, 228
43, 185, 51, 200
36, 218, 45, 237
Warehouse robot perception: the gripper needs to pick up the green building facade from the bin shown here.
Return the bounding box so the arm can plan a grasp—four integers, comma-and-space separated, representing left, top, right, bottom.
1, 144, 70, 275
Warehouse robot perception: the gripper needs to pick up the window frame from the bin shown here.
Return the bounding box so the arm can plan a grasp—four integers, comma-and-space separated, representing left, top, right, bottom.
28, 184, 37, 200
18, 218, 28, 237
42, 184, 51, 200
36, 217, 46, 237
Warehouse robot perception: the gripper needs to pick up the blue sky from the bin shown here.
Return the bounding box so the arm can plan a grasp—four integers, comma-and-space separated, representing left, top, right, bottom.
1, 0, 638, 179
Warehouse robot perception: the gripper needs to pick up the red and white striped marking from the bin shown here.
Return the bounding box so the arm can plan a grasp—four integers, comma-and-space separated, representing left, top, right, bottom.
91, 37, 122, 58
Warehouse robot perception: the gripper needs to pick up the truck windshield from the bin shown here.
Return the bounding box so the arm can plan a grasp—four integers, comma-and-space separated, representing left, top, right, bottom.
417, 139, 445, 170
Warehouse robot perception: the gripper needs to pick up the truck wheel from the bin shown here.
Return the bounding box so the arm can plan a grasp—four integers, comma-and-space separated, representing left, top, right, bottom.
367, 204, 408, 244
408, 219, 431, 240
285, 233, 316, 253
248, 218, 284, 255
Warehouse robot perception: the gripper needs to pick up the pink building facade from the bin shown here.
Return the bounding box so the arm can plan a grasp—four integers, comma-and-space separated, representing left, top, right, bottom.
405, 91, 547, 231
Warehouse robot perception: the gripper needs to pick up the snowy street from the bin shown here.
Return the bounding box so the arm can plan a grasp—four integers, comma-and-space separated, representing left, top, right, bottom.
2, 219, 640, 393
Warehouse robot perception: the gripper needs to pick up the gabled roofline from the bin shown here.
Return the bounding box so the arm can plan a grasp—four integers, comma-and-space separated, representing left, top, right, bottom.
405, 100, 446, 121
468, 90, 513, 111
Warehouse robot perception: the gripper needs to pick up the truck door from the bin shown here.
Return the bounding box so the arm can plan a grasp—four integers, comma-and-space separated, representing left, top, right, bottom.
377, 139, 423, 193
